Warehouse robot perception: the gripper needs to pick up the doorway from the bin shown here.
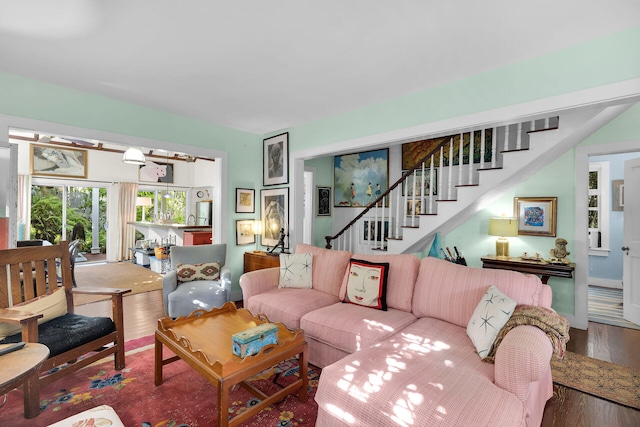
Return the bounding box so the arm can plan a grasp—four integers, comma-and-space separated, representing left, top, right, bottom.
576, 141, 640, 330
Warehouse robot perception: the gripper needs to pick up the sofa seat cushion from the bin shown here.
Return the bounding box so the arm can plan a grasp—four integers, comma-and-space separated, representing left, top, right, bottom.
246, 288, 339, 330
167, 280, 227, 318
0, 313, 115, 358
316, 316, 527, 427
300, 303, 417, 354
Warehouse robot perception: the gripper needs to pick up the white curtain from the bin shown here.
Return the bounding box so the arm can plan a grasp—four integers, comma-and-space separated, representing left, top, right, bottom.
116, 182, 138, 261
17, 174, 31, 240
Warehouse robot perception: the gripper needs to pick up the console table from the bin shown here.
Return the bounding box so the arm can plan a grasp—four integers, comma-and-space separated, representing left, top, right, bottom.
481, 256, 575, 284
244, 251, 280, 273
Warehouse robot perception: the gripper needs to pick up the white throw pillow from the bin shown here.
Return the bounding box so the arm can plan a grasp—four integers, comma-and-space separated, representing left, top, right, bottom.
466, 285, 516, 359
0, 287, 68, 341
278, 253, 313, 289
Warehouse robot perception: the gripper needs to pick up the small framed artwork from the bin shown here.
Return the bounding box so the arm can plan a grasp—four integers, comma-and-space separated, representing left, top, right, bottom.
261, 187, 289, 248
612, 180, 624, 211
30, 144, 88, 178
316, 186, 332, 216
236, 220, 256, 245
263, 132, 289, 186
514, 197, 557, 237
236, 188, 255, 213
139, 161, 174, 183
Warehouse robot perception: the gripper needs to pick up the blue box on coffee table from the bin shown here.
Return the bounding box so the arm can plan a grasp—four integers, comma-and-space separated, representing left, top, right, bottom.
232, 323, 279, 358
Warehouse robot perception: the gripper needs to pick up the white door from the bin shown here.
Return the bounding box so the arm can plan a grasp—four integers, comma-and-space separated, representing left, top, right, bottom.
623, 157, 640, 325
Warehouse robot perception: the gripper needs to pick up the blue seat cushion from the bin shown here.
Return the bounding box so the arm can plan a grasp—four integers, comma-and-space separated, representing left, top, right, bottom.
0, 313, 115, 357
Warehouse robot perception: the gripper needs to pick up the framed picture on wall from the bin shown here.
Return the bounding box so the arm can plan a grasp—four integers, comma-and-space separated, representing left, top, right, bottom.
316, 186, 332, 216
514, 197, 557, 237
139, 161, 174, 183
235, 188, 255, 213
261, 187, 289, 248
334, 148, 388, 207
263, 132, 289, 186
30, 144, 88, 178
236, 220, 256, 245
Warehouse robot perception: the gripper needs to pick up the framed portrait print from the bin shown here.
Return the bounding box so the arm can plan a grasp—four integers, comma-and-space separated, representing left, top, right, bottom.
235, 188, 255, 213
236, 220, 256, 245
261, 187, 289, 248
139, 161, 174, 183
263, 132, 289, 186
334, 148, 388, 207
514, 197, 557, 237
30, 144, 87, 178
316, 186, 332, 216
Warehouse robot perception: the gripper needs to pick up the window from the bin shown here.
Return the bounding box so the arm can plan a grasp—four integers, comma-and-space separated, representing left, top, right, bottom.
588, 161, 609, 255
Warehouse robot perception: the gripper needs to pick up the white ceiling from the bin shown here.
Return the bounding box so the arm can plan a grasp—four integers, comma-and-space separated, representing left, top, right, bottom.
1, 1, 639, 135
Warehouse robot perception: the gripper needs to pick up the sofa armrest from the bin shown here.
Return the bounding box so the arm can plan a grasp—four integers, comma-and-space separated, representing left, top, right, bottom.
220, 266, 232, 302
162, 270, 179, 314
239, 267, 280, 307
494, 325, 553, 402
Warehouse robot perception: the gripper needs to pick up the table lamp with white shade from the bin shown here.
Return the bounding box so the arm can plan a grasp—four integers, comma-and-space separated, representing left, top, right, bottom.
488, 217, 518, 258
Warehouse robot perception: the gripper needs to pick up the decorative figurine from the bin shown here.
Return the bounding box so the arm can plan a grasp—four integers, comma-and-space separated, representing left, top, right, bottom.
268, 228, 289, 254
549, 238, 570, 262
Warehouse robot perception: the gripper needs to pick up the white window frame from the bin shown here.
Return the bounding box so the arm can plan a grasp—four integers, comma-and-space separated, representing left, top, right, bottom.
588, 161, 610, 256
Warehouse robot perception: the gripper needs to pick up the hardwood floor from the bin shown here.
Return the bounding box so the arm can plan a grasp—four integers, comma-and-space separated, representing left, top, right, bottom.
77, 291, 640, 426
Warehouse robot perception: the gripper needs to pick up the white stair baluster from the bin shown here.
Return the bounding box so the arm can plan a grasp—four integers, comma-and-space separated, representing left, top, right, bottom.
491, 127, 497, 168
480, 128, 486, 169
516, 122, 522, 150
447, 138, 454, 200
458, 133, 463, 187
428, 154, 435, 214
438, 146, 444, 197
503, 124, 510, 152
468, 131, 474, 185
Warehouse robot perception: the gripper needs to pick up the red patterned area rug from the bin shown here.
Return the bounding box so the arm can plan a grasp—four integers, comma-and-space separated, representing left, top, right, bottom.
1, 338, 320, 426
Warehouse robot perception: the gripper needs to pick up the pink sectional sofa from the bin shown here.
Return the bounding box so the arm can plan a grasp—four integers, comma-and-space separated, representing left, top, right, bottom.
239, 244, 554, 426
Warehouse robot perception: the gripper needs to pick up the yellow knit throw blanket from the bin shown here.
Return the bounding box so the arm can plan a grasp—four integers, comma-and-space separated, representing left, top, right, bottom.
485, 305, 570, 363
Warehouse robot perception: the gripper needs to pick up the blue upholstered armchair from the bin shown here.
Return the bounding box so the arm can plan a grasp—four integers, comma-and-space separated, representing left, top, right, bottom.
162, 244, 231, 318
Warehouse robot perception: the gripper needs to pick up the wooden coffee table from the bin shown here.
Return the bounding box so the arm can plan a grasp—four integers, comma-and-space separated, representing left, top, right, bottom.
0, 343, 49, 419
154, 302, 308, 427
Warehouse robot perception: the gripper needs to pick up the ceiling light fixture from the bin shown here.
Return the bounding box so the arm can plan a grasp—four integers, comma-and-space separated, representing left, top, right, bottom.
122, 147, 146, 165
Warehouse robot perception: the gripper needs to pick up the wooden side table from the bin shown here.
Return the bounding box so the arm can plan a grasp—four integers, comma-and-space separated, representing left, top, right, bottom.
0, 343, 49, 419
243, 251, 280, 273
481, 256, 575, 284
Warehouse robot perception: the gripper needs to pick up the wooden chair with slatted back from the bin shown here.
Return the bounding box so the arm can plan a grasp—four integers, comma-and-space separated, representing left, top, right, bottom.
0, 241, 131, 416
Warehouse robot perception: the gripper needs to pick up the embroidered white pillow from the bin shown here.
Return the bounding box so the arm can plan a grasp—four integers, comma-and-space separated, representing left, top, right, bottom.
466, 285, 516, 359
278, 253, 313, 289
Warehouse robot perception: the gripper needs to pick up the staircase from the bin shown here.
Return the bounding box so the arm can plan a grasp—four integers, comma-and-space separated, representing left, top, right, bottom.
325, 104, 632, 254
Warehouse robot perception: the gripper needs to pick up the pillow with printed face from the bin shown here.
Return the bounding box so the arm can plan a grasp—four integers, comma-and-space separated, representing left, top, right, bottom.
466, 285, 517, 359
279, 252, 313, 289
342, 259, 389, 311
176, 262, 221, 283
